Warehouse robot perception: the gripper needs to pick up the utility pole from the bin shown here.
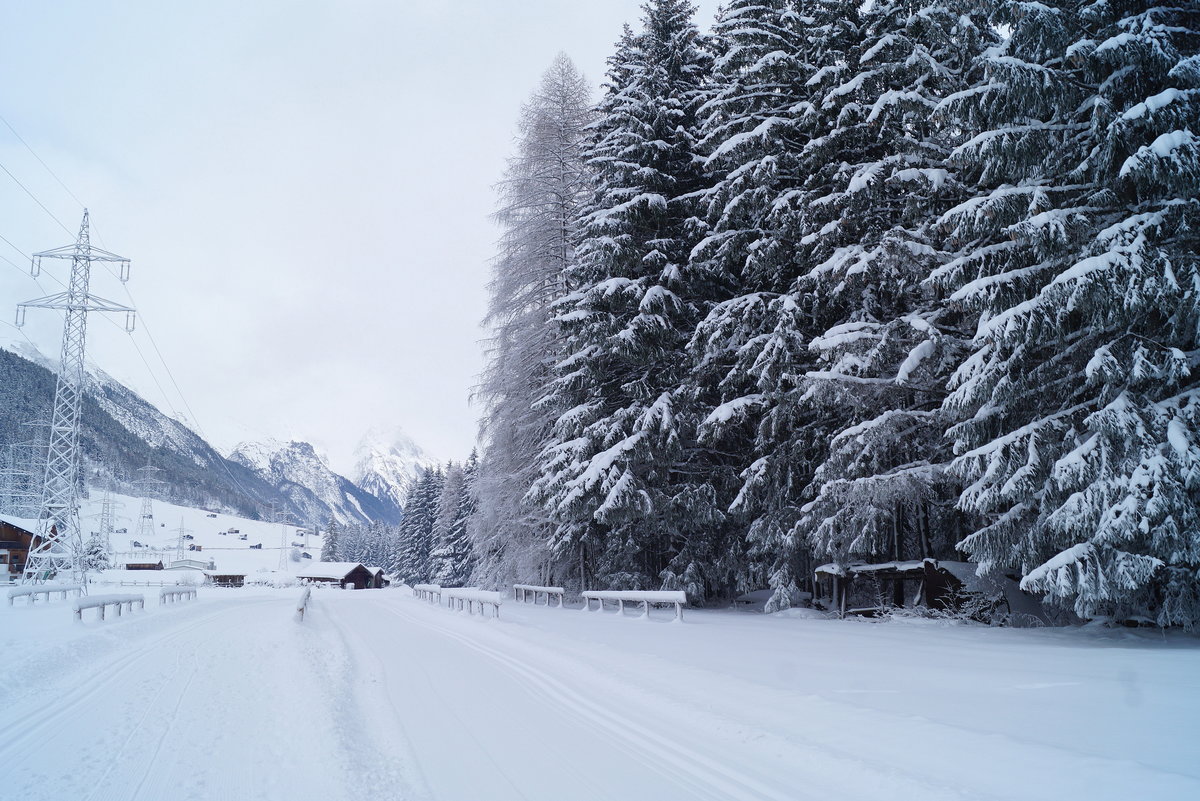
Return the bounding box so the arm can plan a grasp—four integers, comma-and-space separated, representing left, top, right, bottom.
132, 464, 166, 546
17, 211, 134, 584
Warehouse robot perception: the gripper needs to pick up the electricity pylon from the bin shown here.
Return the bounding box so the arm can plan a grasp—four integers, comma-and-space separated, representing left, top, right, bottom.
174, 517, 192, 562
90, 489, 123, 552
259, 500, 295, 570
133, 464, 166, 544
17, 211, 135, 583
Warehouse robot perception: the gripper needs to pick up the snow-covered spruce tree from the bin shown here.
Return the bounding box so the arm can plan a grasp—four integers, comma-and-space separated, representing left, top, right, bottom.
669, 0, 816, 602
435, 453, 478, 587
933, 1, 1200, 626
529, 0, 717, 593
471, 54, 593, 590
687, 0, 868, 610
336, 522, 368, 565
777, 2, 995, 578
81, 533, 110, 574
321, 517, 339, 562
429, 461, 465, 584
394, 467, 444, 583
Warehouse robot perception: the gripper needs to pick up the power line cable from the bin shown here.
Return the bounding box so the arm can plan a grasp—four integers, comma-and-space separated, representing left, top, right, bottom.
0, 158, 74, 237
0, 115, 260, 505
1, 318, 44, 350
0, 251, 22, 271
0, 230, 31, 261
0, 112, 86, 208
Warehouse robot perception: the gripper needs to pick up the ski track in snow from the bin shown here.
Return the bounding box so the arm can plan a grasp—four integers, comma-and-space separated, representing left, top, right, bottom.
1, 588, 1197, 801
362, 598, 790, 801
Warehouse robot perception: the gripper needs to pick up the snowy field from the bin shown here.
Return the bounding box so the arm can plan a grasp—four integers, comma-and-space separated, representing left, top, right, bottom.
1, 587, 1197, 801
78, 491, 324, 581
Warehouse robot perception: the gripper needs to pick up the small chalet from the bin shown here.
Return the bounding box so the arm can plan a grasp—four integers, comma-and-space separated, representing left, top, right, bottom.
0, 514, 40, 580
297, 562, 374, 589
365, 566, 390, 589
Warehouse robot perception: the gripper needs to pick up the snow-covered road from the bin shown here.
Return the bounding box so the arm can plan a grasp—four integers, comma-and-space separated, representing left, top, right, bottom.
1, 588, 1197, 801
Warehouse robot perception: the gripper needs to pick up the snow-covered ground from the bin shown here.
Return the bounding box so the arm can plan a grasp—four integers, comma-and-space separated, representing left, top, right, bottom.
1, 587, 1196, 801
79, 491, 324, 580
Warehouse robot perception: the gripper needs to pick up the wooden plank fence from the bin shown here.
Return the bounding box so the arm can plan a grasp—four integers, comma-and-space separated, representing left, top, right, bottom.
581, 590, 686, 620
73, 594, 145, 622
413, 583, 441, 603
7, 583, 83, 606
444, 588, 503, 618
159, 587, 198, 605
513, 583, 565, 607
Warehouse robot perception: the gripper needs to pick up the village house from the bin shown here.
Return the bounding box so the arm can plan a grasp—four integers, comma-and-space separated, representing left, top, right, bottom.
297, 562, 374, 589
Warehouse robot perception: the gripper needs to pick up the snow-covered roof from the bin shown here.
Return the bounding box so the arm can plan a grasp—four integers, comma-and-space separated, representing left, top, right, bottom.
0, 513, 39, 532
815, 560, 928, 576
365, 566, 385, 576
297, 562, 366, 580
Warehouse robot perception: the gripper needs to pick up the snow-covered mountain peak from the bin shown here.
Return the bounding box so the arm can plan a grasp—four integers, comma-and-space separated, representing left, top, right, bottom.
229, 437, 400, 526
352, 427, 432, 509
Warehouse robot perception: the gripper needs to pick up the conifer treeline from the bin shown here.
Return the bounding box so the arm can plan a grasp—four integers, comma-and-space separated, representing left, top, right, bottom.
326, 454, 477, 585
469, 0, 1198, 625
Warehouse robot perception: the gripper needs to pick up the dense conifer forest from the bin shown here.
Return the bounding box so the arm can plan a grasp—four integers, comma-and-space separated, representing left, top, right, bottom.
338, 0, 1200, 628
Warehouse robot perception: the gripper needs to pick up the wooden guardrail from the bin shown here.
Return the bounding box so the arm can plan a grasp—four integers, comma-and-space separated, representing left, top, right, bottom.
444, 588, 503, 618
413, 583, 441, 603
73, 594, 145, 622
296, 586, 312, 622
159, 587, 198, 605
513, 583, 565, 607
581, 590, 686, 620
7, 583, 83, 606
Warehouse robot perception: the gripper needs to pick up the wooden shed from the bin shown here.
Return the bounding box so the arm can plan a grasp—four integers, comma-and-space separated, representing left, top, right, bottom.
297, 562, 374, 589
206, 571, 247, 588
814, 559, 974, 617
365, 566, 390, 589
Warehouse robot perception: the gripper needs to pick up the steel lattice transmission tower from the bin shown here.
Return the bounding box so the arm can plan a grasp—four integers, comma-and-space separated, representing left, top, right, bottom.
173, 517, 192, 562
16, 211, 135, 583
91, 489, 123, 553
133, 464, 166, 544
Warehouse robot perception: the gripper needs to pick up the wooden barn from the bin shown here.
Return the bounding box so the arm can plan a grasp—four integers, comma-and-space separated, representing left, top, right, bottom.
0, 514, 40, 580
297, 562, 374, 589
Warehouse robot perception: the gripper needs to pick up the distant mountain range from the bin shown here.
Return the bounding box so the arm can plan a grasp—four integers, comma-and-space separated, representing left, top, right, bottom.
0, 342, 432, 527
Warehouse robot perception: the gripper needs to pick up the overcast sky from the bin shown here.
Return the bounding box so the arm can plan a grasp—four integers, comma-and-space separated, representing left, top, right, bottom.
0, 1, 719, 474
